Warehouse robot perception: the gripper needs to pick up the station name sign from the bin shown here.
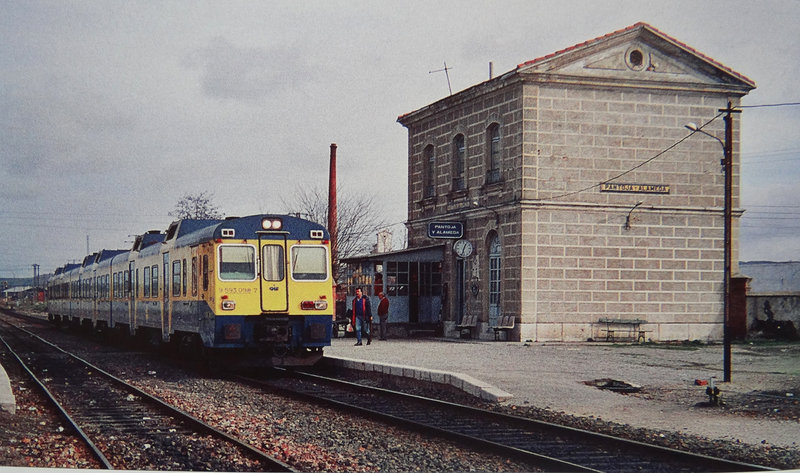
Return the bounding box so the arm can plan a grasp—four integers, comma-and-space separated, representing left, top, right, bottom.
427, 221, 464, 239
600, 183, 670, 194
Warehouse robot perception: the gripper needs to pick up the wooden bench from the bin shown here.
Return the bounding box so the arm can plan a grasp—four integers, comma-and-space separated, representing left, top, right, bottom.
598, 317, 649, 342
456, 314, 478, 338
491, 315, 516, 340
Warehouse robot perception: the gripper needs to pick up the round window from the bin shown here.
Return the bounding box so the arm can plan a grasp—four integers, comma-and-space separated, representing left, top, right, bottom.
625, 47, 648, 71
629, 50, 643, 67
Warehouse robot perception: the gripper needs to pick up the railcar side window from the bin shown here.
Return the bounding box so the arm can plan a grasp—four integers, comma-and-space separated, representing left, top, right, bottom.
202, 255, 209, 291
144, 266, 151, 297
192, 257, 198, 296
218, 245, 256, 281
182, 259, 187, 297
290, 246, 328, 281
151, 264, 159, 296
261, 245, 285, 281
172, 260, 181, 296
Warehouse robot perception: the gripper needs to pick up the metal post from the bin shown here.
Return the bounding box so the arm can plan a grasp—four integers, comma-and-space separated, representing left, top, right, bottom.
721, 101, 740, 383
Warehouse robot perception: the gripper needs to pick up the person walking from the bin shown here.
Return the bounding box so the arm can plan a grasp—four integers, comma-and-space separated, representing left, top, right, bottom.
351, 287, 372, 346
377, 292, 389, 340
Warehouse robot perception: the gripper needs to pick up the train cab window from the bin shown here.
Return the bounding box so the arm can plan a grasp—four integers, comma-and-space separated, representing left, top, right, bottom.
290, 246, 328, 281
262, 245, 285, 281
218, 245, 256, 281
172, 260, 181, 296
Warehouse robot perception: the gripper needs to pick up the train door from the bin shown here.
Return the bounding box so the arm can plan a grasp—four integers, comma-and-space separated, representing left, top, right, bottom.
259, 237, 289, 312
162, 252, 170, 341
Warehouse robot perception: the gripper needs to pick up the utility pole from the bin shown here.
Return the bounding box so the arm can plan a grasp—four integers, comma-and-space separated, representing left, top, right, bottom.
721, 100, 740, 383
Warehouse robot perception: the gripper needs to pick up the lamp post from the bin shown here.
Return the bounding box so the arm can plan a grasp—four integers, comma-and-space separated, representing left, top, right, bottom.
685, 101, 739, 383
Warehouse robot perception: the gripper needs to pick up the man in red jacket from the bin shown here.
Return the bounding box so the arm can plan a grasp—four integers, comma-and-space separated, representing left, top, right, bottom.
377, 292, 389, 340
351, 287, 372, 346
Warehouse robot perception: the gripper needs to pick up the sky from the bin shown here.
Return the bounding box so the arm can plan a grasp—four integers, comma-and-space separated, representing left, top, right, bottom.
2, 0, 799, 279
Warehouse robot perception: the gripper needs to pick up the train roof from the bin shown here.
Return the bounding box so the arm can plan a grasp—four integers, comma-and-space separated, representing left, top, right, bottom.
50, 214, 329, 276
165, 219, 224, 242
132, 230, 166, 252
173, 214, 330, 248
82, 253, 99, 267
96, 249, 128, 263
54, 263, 81, 275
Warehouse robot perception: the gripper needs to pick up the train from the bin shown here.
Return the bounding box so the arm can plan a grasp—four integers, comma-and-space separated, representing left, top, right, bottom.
46, 214, 334, 366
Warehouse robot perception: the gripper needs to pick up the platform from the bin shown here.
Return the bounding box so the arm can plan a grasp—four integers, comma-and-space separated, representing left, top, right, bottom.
323, 337, 800, 450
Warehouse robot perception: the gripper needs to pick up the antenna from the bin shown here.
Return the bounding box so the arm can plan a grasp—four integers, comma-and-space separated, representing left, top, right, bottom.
429, 61, 453, 95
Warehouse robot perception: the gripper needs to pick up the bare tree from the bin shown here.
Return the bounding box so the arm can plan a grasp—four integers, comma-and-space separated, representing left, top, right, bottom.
169, 192, 225, 219
283, 186, 392, 259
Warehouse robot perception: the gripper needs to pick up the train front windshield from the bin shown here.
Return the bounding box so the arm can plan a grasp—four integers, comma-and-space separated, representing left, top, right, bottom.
290, 246, 328, 281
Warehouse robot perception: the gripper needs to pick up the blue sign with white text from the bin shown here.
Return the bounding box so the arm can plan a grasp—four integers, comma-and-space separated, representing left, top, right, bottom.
427, 221, 464, 239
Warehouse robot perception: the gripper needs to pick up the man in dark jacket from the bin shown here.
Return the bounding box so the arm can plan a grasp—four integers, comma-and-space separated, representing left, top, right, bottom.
351, 287, 372, 346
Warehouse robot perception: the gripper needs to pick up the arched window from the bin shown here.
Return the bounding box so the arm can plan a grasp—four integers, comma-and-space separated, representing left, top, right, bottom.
488, 232, 502, 326
452, 134, 466, 191
423, 144, 435, 198
486, 124, 501, 184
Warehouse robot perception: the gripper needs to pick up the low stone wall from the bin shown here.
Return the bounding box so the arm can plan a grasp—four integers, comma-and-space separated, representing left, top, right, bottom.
746, 293, 800, 340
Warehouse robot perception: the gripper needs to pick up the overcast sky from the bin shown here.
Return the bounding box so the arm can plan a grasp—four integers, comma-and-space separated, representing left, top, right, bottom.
2, 0, 799, 279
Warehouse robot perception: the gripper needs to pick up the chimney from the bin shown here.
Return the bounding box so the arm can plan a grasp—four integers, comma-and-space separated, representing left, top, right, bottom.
328, 143, 338, 280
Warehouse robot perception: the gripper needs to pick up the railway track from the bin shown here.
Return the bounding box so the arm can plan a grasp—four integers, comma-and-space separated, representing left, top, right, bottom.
0, 315, 293, 472
240, 368, 774, 473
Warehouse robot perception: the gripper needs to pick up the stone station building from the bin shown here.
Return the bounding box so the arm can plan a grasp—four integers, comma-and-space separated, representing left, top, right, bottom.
349, 23, 756, 342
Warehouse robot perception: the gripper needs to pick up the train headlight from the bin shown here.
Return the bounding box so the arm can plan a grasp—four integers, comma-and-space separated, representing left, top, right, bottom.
301, 300, 328, 310
261, 218, 283, 230
221, 299, 236, 310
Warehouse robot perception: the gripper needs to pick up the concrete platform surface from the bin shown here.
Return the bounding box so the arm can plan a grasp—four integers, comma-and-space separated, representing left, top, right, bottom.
325, 337, 800, 450
0, 362, 16, 415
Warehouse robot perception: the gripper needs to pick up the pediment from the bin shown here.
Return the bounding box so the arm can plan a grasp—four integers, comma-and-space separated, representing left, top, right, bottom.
517, 23, 755, 90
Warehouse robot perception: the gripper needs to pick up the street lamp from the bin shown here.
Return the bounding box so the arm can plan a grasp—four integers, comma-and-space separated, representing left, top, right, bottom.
685, 101, 739, 383
624, 201, 644, 230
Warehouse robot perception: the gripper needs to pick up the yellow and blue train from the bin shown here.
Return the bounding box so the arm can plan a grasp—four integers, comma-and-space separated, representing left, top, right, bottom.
46, 214, 334, 366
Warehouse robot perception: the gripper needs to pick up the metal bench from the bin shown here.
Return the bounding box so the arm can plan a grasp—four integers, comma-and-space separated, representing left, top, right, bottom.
598, 317, 648, 342
456, 314, 478, 338
491, 315, 515, 340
